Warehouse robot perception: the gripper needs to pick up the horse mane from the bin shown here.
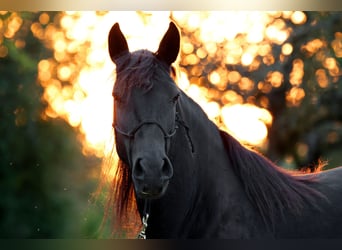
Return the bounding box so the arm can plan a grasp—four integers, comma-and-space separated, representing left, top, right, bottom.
103, 157, 139, 237
219, 130, 326, 230
96, 131, 139, 237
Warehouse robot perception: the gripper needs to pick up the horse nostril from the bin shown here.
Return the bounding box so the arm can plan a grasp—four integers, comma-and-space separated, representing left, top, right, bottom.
133, 157, 173, 181
142, 186, 149, 194
162, 158, 173, 179
133, 159, 144, 179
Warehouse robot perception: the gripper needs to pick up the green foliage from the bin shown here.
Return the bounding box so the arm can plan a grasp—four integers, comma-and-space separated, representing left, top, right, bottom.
267, 12, 342, 169
0, 12, 103, 238
177, 12, 342, 170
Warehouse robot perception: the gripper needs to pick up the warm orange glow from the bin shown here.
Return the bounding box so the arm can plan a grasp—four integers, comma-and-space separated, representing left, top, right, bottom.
209, 71, 221, 85
286, 87, 305, 106
332, 32, 342, 57
182, 42, 194, 54
54, 39, 66, 53
221, 104, 272, 145
241, 52, 254, 66
324, 57, 337, 70
258, 44, 272, 57
221, 90, 243, 105
258, 81, 272, 94
302, 39, 325, 56
228, 71, 241, 84
185, 54, 200, 65
36, 11, 313, 158
267, 71, 284, 88
30, 22, 44, 40
291, 11, 307, 25
57, 65, 72, 81
14, 39, 26, 49
315, 69, 329, 88
238, 77, 254, 91
196, 47, 207, 59
39, 12, 50, 25
4, 13, 22, 39
323, 57, 340, 77
282, 43, 293, 55
0, 45, 8, 58
265, 24, 289, 45
262, 54, 275, 66
290, 59, 304, 86
203, 101, 221, 121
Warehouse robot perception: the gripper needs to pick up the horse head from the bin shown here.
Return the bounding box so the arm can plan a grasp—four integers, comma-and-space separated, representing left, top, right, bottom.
108, 22, 181, 199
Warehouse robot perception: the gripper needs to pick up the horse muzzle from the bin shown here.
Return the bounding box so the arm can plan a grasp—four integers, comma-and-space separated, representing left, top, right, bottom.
132, 157, 173, 199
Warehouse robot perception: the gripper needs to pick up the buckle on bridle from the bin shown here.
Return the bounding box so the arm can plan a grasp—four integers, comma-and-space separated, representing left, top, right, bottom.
137, 200, 151, 239
137, 213, 149, 239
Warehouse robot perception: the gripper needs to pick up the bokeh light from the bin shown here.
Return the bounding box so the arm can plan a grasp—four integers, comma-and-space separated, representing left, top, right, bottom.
31, 11, 315, 157
221, 104, 272, 145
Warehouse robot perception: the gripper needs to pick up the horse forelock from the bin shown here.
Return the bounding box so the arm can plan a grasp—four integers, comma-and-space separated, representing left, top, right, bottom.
114, 49, 173, 99
219, 130, 326, 231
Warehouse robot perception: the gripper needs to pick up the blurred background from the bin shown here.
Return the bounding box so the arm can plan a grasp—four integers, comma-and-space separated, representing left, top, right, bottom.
1, 11, 342, 238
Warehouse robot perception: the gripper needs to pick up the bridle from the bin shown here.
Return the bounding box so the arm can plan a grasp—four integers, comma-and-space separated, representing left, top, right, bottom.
113, 113, 179, 239
114, 119, 178, 148
113, 106, 194, 239
114, 117, 178, 168
136, 199, 151, 239
114, 120, 178, 139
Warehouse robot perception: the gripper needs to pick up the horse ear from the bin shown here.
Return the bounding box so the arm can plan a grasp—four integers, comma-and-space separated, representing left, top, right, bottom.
108, 23, 129, 62
155, 22, 180, 65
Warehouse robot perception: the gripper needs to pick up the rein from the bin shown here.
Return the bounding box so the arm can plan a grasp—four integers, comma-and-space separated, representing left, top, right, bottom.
137, 200, 151, 239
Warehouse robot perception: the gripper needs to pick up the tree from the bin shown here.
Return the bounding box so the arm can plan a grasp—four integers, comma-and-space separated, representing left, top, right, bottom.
0, 11, 102, 238
175, 11, 342, 171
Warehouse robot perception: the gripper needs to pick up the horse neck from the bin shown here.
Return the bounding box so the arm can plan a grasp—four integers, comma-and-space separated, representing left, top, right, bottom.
179, 95, 255, 202
177, 95, 241, 190
145, 95, 261, 238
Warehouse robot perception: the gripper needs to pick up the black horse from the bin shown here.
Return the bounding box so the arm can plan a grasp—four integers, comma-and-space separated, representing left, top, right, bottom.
106, 21, 342, 238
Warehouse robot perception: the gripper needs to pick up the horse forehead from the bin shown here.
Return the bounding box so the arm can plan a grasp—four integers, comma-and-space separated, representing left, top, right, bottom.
115, 73, 175, 99
131, 86, 170, 110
